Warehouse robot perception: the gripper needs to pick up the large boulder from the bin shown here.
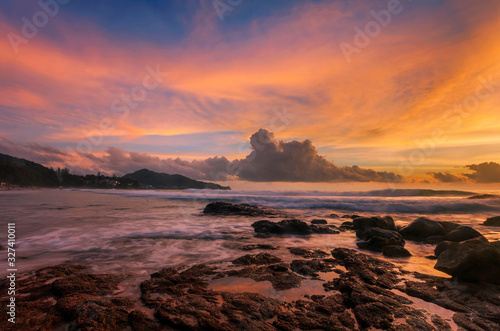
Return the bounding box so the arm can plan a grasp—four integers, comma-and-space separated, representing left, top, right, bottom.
252, 219, 312, 235
434, 238, 500, 284
444, 225, 484, 242
484, 216, 500, 226
353, 216, 396, 231
398, 217, 445, 241
356, 227, 404, 244
356, 236, 404, 252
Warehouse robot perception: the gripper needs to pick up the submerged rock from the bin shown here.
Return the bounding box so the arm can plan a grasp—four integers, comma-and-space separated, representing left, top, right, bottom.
434, 238, 500, 284
484, 216, 500, 226
399, 217, 446, 241
203, 201, 279, 217
311, 219, 328, 224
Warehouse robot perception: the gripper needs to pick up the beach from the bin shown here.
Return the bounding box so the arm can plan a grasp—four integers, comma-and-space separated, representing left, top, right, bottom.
1, 188, 499, 330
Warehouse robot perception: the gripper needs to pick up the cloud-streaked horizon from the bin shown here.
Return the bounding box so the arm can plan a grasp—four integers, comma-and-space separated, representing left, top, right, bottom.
0, 129, 404, 183
1, 0, 500, 182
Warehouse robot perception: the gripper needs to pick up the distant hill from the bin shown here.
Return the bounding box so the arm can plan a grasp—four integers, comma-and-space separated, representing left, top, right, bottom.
123, 169, 231, 190
0, 153, 60, 187
0, 152, 139, 189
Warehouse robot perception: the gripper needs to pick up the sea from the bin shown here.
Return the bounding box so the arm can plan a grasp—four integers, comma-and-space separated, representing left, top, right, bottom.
1, 186, 500, 282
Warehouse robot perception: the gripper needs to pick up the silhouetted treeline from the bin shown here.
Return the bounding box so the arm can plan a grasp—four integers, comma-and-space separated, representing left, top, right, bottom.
0, 153, 139, 189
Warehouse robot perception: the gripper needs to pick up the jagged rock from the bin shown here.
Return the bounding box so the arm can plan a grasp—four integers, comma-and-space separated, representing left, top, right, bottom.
434, 238, 500, 284
232, 253, 283, 265
310, 224, 340, 234
353, 216, 396, 231
399, 217, 446, 241
357, 236, 405, 252
383, 245, 412, 257
444, 225, 484, 242
484, 216, 500, 226
290, 259, 337, 277
288, 247, 329, 258
356, 227, 404, 243
203, 201, 279, 216
240, 244, 279, 251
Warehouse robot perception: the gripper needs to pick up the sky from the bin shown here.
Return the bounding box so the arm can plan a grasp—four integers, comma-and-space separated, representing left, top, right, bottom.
1, 0, 500, 185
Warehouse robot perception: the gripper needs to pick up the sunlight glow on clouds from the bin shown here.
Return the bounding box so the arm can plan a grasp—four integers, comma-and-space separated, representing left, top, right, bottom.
1, 0, 499, 182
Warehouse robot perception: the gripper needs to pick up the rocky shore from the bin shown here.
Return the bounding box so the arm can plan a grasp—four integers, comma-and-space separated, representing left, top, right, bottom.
2, 202, 499, 330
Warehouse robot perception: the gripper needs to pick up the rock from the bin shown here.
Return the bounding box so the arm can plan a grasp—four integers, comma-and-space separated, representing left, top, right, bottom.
437, 221, 460, 233
310, 224, 340, 234
252, 219, 340, 235
202, 201, 279, 216
353, 216, 396, 231
399, 217, 446, 241
356, 227, 404, 243
383, 245, 412, 257
290, 259, 337, 277
338, 221, 353, 231
240, 244, 279, 251
342, 214, 360, 219
232, 253, 283, 265
434, 238, 500, 284
52, 273, 123, 297
445, 225, 484, 242
311, 219, 328, 224
426, 235, 446, 244
252, 219, 311, 235
434, 241, 453, 257
329, 213, 339, 218
484, 216, 500, 226
357, 236, 404, 252
288, 247, 329, 258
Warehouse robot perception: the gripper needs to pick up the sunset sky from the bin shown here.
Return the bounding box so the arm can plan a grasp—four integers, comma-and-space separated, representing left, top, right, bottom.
1, 0, 500, 184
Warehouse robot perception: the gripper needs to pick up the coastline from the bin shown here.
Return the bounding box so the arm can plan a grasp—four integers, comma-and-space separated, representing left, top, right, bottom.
1, 191, 499, 330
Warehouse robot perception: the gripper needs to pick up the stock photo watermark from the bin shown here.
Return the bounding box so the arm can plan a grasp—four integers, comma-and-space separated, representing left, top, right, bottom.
340, 0, 409, 63
386, 74, 500, 187
6, 0, 71, 54
6, 223, 17, 324
65, 65, 167, 160
213, 0, 245, 21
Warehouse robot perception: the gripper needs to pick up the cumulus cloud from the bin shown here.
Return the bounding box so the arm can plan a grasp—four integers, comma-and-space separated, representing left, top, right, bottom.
2, 130, 404, 182
235, 129, 403, 182
427, 172, 465, 183
464, 162, 500, 183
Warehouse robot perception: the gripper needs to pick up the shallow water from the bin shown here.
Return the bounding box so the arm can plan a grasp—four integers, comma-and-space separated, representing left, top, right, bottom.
0, 188, 499, 280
